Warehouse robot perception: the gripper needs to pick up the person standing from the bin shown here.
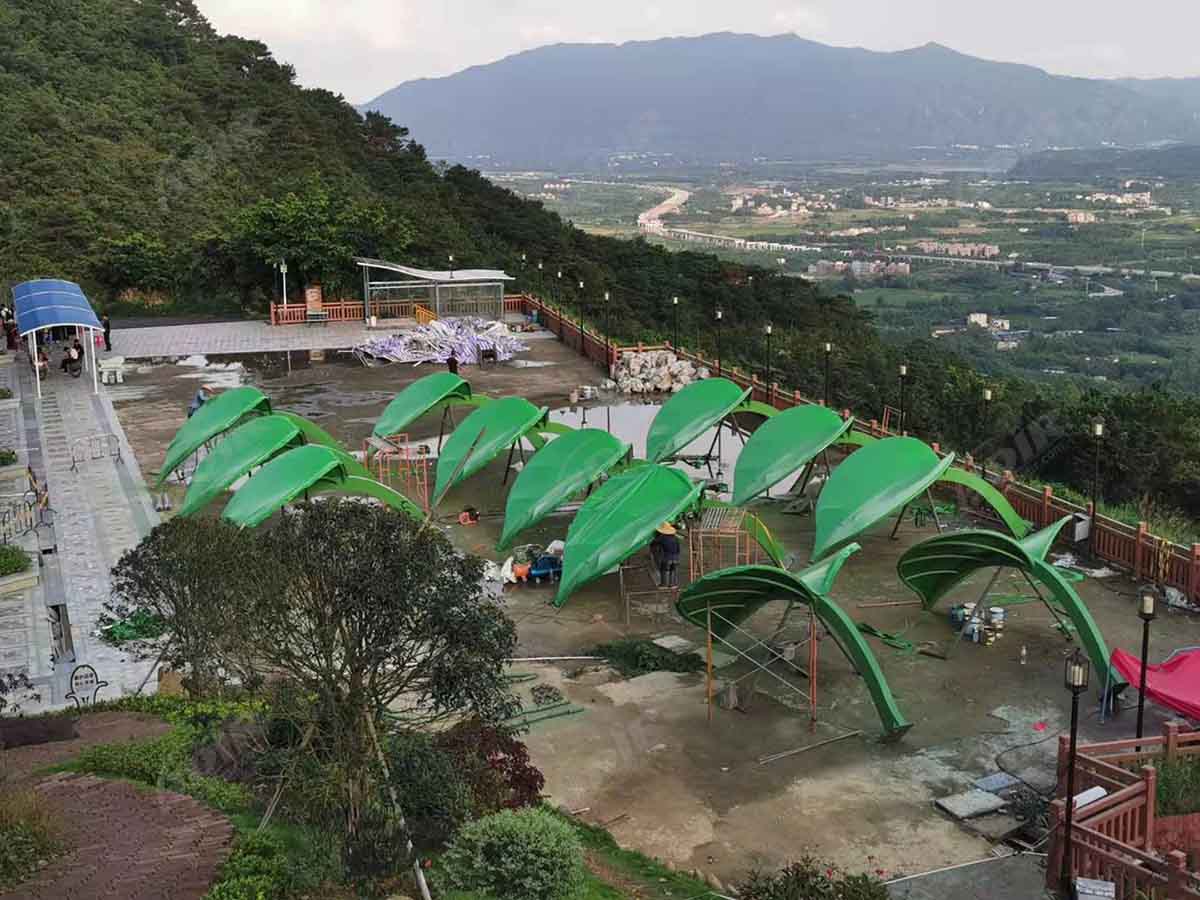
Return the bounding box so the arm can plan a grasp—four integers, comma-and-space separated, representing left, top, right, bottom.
101, 313, 111, 352
446, 352, 459, 376
650, 522, 682, 587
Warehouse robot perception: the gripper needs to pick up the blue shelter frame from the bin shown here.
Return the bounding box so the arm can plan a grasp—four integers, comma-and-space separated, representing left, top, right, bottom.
11, 279, 102, 398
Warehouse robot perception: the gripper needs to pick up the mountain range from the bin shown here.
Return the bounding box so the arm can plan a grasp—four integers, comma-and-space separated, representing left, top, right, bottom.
363, 33, 1200, 167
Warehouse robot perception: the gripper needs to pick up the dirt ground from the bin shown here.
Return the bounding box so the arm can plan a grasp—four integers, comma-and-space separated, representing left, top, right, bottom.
109, 330, 1200, 886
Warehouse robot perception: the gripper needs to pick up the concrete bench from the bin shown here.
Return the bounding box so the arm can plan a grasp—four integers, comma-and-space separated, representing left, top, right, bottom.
98, 356, 126, 385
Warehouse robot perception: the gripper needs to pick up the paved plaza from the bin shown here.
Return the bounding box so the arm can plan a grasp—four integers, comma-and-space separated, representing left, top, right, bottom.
105, 319, 386, 359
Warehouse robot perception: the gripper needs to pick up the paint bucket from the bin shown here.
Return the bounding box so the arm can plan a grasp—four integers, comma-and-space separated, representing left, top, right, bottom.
990, 607, 1006, 630
949, 605, 965, 628
580, 385, 596, 400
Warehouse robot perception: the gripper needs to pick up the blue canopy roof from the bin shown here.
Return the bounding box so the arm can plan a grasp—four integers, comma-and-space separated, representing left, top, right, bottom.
12, 279, 102, 335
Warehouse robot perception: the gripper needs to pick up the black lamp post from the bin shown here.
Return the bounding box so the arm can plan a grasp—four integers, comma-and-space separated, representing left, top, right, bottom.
898, 363, 909, 433
764, 323, 773, 387
1136, 588, 1157, 743
578, 280, 585, 352
672, 296, 679, 349
603, 290, 611, 373
1061, 648, 1090, 895
715, 308, 723, 377
537, 261, 544, 299
520, 252, 526, 283
448, 254, 455, 280
555, 269, 563, 338
823, 342, 833, 407
1090, 418, 1105, 556
980, 387, 993, 479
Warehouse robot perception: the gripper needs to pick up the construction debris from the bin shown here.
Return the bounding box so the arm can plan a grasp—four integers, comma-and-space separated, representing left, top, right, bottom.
613, 350, 708, 394
353, 317, 527, 366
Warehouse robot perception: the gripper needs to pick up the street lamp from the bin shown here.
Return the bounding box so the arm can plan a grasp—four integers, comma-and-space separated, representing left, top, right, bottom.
715, 309, 723, 377
1136, 588, 1157, 743
448, 254, 455, 279
764, 323, 773, 387
1090, 418, 1105, 556
578, 280, 585, 351
898, 363, 909, 433
603, 290, 611, 371
279, 260, 288, 307
537, 261, 544, 299
980, 387, 993, 478
823, 342, 833, 407
672, 296, 679, 349
1060, 648, 1091, 894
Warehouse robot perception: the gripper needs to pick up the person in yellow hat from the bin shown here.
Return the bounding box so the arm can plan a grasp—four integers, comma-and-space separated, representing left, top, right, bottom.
650, 521, 681, 587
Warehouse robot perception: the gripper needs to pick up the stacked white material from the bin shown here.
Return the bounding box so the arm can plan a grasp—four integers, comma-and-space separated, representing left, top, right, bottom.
353, 317, 527, 366
613, 350, 709, 393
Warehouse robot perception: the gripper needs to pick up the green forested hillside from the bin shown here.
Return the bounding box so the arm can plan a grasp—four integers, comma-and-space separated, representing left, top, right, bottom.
1, 0, 1199, 525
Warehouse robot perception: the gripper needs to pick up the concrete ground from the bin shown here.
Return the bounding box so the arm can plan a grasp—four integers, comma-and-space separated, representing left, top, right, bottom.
886, 853, 1052, 899
106, 323, 1200, 888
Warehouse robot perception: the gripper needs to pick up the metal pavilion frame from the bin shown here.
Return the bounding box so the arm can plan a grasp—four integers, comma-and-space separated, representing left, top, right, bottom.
11, 280, 102, 399
354, 257, 513, 322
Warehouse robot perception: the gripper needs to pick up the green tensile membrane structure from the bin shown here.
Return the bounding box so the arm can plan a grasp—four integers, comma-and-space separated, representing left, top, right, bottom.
554, 464, 704, 608
178, 413, 347, 517
221, 444, 422, 528
675, 545, 912, 740
812, 436, 956, 561
897, 517, 1120, 688
497, 428, 630, 551
157, 386, 272, 486
732, 404, 853, 506
645, 378, 751, 463
373, 372, 474, 437
431, 397, 549, 506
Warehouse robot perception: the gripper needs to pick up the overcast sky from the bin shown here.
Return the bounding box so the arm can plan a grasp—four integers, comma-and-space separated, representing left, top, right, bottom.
196, 1, 1200, 104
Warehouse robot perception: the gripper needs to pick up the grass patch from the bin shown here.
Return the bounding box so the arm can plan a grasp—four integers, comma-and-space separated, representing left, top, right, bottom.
1156, 755, 1200, 817
0, 785, 62, 890
0, 544, 31, 577
589, 638, 705, 678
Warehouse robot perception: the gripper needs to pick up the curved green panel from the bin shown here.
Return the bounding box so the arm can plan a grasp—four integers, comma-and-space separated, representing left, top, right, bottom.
221, 445, 345, 528
373, 373, 472, 437
939, 467, 1031, 538
896, 519, 1120, 688
812, 437, 956, 561
158, 387, 271, 486
732, 405, 854, 506
179, 416, 304, 517
497, 429, 629, 551
272, 411, 346, 451
736, 400, 782, 420
553, 465, 703, 608
335, 476, 425, 520
645, 378, 751, 463
432, 397, 548, 506
675, 548, 912, 739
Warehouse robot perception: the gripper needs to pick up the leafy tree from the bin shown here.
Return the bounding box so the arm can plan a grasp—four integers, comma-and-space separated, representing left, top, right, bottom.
104, 517, 261, 696
241, 501, 518, 845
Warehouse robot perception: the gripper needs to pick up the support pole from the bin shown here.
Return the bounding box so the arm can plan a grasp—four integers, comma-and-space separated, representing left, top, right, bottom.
889, 503, 910, 540
33, 330, 41, 400
706, 600, 714, 725
89, 327, 98, 394
436, 406, 450, 453
502, 439, 517, 485
925, 488, 944, 533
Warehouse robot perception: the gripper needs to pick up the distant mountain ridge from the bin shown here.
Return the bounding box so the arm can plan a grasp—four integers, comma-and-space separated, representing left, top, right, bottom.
363, 33, 1200, 167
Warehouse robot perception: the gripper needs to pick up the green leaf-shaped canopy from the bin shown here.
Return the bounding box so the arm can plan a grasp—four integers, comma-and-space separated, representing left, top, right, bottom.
676, 548, 912, 739
432, 397, 548, 506
373, 372, 472, 438
180, 416, 304, 517
158, 387, 271, 486
812, 437, 955, 561
497, 429, 629, 551
554, 464, 703, 608
645, 378, 750, 463
732, 405, 853, 506
222, 445, 421, 528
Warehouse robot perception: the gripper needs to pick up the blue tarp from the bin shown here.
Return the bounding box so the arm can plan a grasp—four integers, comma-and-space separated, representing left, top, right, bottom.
12, 279, 102, 335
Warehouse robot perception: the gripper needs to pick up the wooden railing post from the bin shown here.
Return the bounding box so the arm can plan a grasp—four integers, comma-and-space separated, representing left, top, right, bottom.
1046, 798, 1065, 891
1142, 765, 1157, 851
1134, 522, 1149, 580
1190, 544, 1200, 606
1042, 485, 1054, 528
1167, 849, 1188, 895
1164, 720, 1182, 760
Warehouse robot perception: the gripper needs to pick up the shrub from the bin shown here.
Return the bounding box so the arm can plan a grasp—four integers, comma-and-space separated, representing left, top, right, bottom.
589, 638, 704, 677
0, 447, 17, 466
205, 827, 337, 900
434, 719, 544, 816
97, 694, 264, 735
74, 727, 195, 784
737, 857, 889, 900
0, 786, 61, 889
436, 807, 586, 900
1155, 755, 1200, 816
386, 730, 473, 849
341, 800, 408, 882
0, 545, 31, 578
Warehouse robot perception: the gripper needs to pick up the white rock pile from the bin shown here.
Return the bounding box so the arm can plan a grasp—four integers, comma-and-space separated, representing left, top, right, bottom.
613, 350, 709, 394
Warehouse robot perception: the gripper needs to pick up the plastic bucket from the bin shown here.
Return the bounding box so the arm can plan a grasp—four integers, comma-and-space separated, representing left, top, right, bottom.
990, 607, 1006, 629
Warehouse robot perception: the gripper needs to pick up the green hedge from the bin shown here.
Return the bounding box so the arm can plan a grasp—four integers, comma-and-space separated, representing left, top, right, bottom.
0, 545, 31, 578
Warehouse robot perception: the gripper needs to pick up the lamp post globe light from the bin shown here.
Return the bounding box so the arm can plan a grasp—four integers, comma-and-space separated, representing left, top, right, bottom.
764, 323, 773, 388
1060, 648, 1090, 894
715, 308, 723, 377
823, 342, 833, 407
1136, 588, 1157, 742
1090, 418, 1105, 556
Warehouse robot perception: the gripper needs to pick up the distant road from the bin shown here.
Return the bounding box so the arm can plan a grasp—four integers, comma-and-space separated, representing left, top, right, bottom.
637, 187, 691, 226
